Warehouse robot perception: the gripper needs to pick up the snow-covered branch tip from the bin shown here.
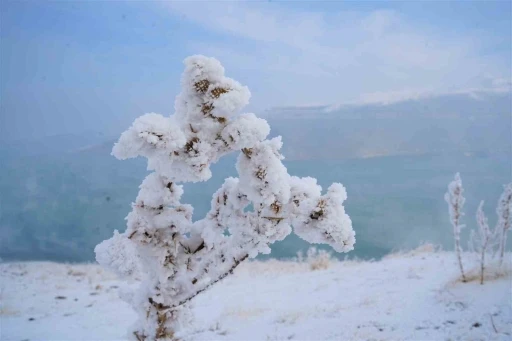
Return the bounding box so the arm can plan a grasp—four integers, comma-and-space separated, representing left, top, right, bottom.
94, 55, 355, 341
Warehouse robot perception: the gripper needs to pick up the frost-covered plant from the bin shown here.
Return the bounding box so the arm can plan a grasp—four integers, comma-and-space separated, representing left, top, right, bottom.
469, 201, 494, 284
445, 173, 467, 282
495, 183, 512, 266
95, 56, 355, 341
451, 177, 511, 284
306, 247, 333, 271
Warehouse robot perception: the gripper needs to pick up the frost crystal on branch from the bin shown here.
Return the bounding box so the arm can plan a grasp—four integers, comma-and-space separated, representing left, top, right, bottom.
94, 56, 355, 340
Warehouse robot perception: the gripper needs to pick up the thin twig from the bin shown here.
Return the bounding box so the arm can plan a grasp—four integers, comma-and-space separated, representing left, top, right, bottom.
490, 314, 498, 334
170, 253, 249, 309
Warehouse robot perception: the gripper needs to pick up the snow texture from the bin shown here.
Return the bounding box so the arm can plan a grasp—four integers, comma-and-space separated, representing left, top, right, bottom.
2, 251, 511, 341
95, 55, 355, 340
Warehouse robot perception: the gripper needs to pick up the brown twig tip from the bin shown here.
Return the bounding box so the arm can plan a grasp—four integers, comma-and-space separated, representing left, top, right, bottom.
200, 103, 227, 123
194, 79, 210, 93
310, 199, 326, 220
255, 167, 266, 180
184, 137, 200, 154
201, 103, 214, 115
271, 200, 282, 214
148, 297, 170, 311
211, 87, 229, 98
242, 148, 253, 158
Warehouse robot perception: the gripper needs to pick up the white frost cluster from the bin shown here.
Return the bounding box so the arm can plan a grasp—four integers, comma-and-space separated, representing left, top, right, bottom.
95, 230, 141, 278
291, 179, 354, 253
95, 55, 355, 341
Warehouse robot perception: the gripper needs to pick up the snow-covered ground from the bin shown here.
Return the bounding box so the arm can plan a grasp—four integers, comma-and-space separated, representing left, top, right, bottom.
1, 247, 511, 341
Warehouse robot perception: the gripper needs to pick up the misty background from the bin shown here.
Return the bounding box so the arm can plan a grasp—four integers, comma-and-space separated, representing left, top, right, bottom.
1, 1, 511, 262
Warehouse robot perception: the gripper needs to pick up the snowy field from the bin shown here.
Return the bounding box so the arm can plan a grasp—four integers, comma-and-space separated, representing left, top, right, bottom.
1, 247, 511, 341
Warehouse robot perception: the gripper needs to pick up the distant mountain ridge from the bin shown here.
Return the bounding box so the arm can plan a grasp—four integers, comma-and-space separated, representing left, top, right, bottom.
264, 90, 511, 160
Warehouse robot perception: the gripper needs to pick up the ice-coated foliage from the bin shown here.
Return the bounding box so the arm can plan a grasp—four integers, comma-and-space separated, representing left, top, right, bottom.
469, 201, 495, 284
470, 202, 493, 254
95, 56, 355, 341
495, 183, 512, 265
445, 173, 467, 282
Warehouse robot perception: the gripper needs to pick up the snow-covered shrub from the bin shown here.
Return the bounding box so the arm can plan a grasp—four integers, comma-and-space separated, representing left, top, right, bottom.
95, 56, 355, 341
469, 201, 494, 284
495, 183, 512, 265
445, 173, 467, 282
306, 247, 333, 271
447, 173, 511, 284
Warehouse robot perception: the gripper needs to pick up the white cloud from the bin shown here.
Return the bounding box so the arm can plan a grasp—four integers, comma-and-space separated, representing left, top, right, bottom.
361, 10, 398, 38
161, 2, 511, 109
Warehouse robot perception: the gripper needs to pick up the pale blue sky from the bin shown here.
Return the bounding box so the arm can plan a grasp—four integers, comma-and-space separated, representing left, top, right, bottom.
1, 1, 510, 141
